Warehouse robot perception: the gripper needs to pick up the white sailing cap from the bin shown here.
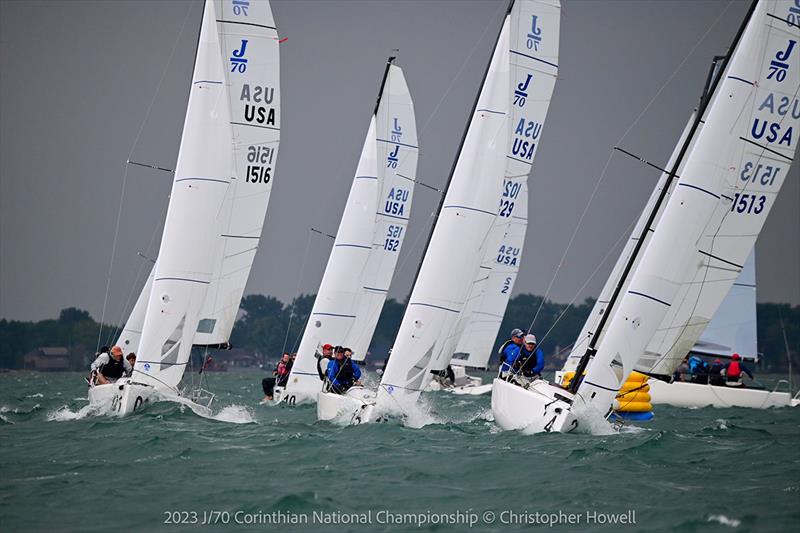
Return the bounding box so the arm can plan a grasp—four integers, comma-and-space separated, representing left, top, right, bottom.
524, 334, 537, 344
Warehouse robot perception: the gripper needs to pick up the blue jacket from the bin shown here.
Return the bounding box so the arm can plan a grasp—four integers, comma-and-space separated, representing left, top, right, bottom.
500, 342, 522, 372
326, 358, 361, 387
516, 346, 544, 375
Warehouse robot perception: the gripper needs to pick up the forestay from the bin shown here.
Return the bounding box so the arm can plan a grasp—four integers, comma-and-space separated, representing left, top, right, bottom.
193, 0, 281, 346
286, 62, 418, 397
134, 0, 233, 390
378, 12, 513, 405
452, 0, 560, 369
576, 1, 799, 414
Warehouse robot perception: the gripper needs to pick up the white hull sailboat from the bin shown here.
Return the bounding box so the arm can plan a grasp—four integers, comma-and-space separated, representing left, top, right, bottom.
648, 379, 799, 409
89, 0, 281, 415
279, 57, 418, 408
647, 252, 800, 409
318, 0, 561, 423
494, 0, 800, 433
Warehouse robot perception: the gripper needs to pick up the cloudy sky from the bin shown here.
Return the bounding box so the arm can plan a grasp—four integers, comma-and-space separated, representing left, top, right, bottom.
1, 0, 797, 323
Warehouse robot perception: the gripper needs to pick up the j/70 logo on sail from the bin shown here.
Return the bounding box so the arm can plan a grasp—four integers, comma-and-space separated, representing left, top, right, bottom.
527, 15, 542, 51
232, 0, 250, 17
767, 40, 796, 82
231, 40, 249, 73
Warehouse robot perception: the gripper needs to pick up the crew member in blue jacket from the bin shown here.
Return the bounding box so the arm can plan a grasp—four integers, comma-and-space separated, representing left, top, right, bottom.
326, 347, 362, 394
514, 334, 544, 379
498, 328, 525, 375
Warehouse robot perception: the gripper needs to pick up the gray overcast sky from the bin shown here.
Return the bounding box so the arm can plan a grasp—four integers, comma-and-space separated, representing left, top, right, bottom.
1, 0, 798, 323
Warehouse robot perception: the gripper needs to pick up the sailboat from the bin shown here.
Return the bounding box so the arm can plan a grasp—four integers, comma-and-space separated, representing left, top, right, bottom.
273, 56, 418, 406
493, 0, 800, 433
646, 251, 800, 408
89, 0, 281, 415
317, 0, 561, 423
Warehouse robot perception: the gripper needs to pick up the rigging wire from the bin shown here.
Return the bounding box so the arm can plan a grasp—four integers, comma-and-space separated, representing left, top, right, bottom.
645, 77, 800, 376
525, 0, 736, 338
95, 1, 196, 351
281, 228, 315, 356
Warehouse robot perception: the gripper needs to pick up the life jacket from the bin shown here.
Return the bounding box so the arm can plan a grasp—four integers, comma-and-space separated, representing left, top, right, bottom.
101, 355, 125, 380
513, 347, 540, 376
333, 359, 355, 386
276, 361, 290, 376
727, 360, 742, 380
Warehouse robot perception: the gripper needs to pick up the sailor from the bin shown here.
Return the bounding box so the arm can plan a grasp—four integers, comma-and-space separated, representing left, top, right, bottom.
325, 346, 362, 394
723, 353, 753, 387
275, 352, 293, 387
90, 345, 132, 385
431, 365, 456, 387
514, 334, 544, 380
261, 352, 291, 402
316, 343, 334, 380
498, 328, 525, 376
709, 358, 725, 386
125, 353, 137, 377
687, 355, 710, 384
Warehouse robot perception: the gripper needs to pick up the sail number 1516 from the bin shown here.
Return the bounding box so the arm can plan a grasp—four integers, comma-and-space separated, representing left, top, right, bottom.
246, 145, 274, 184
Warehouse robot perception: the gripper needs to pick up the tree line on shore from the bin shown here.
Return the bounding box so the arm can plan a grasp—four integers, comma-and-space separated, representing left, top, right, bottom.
1, 296, 797, 372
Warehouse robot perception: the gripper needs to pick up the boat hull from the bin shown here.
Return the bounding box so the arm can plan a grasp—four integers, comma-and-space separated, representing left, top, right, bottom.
317, 386, 377, 424
88, 378, 156, 415
491, 378, 578, 433
648, 379, 797, 409
270, 386, 316, 407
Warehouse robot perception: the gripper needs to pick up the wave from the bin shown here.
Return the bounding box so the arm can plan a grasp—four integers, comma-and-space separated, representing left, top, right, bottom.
707, 514, 742, 527
46, 403, 108, 421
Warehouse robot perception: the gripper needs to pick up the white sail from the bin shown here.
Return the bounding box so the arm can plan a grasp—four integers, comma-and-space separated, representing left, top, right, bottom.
134, 0, 233, 390
576, 1, 799, 414
352, 64, 419, 362
562, 112, 699, 373
378, 14, 513, 404
691, 250, 757, 360
116, 263, 155, 354
451, 182, 528, 368
193, 0, 281, 346
452, 0, 561, 369
286, 62, 418, 397
638, 10, 798, 375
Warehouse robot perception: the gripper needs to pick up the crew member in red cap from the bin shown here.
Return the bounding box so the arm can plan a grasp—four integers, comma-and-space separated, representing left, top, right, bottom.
724, 353, 753, 387
315, 343, 335, 380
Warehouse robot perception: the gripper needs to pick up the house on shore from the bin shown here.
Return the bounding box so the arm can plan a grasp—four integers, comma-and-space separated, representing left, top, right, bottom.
24, 347, 70, 371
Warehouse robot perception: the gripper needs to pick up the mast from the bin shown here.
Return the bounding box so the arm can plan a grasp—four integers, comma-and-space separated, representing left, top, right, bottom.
404, 0, 516, 303
568, 0, 758, 393
373, 54, 397, 116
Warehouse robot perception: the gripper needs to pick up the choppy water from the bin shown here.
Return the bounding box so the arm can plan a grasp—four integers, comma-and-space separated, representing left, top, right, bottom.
1, 370, 798, 532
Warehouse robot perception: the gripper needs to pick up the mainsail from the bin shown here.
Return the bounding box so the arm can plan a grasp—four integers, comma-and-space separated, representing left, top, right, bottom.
378, 0, 561, 405
285, 60, 418, 398
193, 0, 281, 347
452, 0, 560, 369
574, 0, 799, 414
